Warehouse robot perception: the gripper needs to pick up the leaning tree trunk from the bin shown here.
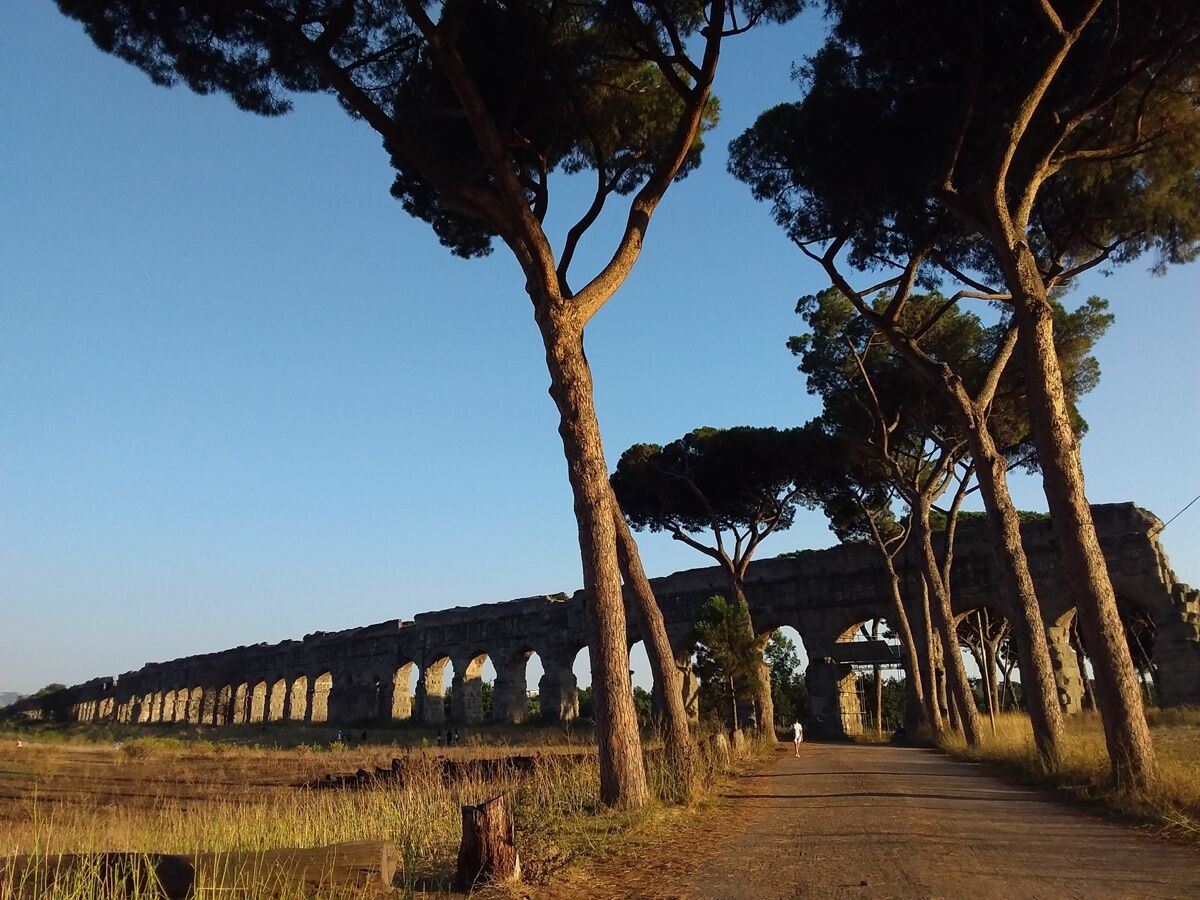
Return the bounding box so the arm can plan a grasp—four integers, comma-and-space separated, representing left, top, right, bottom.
914, 502, 983, 746
613, 506, 698, 800
916, 575, 945, 734
1007, 251, 1155, 788
539, 313, 648, 810
879, 553, 929, 731
959, 416, 1064, 766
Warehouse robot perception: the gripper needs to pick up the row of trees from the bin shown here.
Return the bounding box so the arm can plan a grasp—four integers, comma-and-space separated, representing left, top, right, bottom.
56, 0, 1199, 802
612, 284, 1109, 738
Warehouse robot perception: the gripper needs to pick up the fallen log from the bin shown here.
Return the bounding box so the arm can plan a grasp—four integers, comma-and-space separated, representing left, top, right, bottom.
0, 852, 193, 900
1, 840, 397, 899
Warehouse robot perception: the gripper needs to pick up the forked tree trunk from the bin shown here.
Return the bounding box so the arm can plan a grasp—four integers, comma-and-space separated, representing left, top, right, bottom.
1007, 250, 1155, 788
539, 314, 648, 809
613, 507, 698, 799
914, 503, 982, 746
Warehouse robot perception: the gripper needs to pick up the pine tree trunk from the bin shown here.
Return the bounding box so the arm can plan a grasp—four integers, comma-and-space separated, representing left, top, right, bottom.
539, 314, 648, 810
914, 503, 982, 746
1006, 250, 1155, 788
879, 554, 929, 730
871, 620, 883, 734
917, 575, 945, 734
849, 292, 1063, 760
984, 634, 1002, 714
612, 506, 698, 799
960, 419, 1064, 765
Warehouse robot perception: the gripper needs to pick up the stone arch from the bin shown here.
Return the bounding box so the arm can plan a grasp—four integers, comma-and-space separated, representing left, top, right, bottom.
172, 689, 188, 723
268, 678, 288, 721
162, 689, 176, 723
567, 646, 594, 720
833, 615, 920, 735
250, 681, 268, 723
1113, 592, 1162, 705
288, 676, 308, 721
417, 656, 451, 724
533, 643, 582, 724
232, 683, 249, 724
391, 662, 417, 721
763, 624, 809, 731
148, 691, 163, 723
625, 641, 651, 725
310, 672, 332, 723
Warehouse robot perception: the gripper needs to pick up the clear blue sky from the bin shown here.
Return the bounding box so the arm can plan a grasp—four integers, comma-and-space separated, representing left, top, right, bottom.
3, 4, 1198, 695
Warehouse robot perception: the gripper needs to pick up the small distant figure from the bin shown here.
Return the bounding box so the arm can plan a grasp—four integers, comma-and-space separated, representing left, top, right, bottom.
435, 730, 443, 747
454, 729, 462, 746
360, 730, 368, 743
792, 720, 804, 757
335, 729, 345, 743
15, 740, 23, 749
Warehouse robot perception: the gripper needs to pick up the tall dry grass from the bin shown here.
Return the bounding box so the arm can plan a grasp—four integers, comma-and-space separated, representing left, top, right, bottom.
0, 728, 741, 898
939, 708, 1200, 838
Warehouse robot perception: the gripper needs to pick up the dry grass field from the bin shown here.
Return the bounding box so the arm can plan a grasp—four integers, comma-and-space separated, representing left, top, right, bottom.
938, 707, 1200, 838
0, 721, 739, 898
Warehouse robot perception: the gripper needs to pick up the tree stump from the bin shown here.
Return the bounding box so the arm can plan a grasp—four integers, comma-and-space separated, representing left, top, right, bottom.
454, 794, 521, 892
731, 728, 747, 756
710, 731, 731, 767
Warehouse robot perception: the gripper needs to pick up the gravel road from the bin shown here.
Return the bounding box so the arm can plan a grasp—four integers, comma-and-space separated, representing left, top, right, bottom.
555, 741, 1200, 899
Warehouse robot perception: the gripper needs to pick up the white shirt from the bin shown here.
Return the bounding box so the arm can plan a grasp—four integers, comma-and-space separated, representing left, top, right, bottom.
792, 722, 803, 741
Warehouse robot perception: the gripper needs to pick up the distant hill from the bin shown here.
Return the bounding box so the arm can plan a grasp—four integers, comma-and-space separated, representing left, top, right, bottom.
0, 692, 25, 708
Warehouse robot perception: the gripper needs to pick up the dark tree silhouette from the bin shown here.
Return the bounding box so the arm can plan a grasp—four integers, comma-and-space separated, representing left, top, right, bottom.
730, 0, 1200, 788
613, 425, 821, 732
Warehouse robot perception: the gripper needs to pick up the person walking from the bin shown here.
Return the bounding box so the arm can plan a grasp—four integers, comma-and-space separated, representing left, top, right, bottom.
792, 720, 804, 756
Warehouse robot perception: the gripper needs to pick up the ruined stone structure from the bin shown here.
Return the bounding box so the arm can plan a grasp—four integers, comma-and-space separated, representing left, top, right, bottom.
13, 504, 1199, 736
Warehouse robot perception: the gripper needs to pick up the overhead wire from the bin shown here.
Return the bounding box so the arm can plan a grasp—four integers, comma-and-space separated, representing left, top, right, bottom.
1159, 491, 1200, 532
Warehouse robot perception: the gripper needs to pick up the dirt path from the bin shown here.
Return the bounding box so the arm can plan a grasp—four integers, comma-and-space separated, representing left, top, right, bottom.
550, 742, 1200, 899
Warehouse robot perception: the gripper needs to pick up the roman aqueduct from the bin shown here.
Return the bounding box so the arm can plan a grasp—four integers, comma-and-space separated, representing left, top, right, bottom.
13, 504, 1199, 736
